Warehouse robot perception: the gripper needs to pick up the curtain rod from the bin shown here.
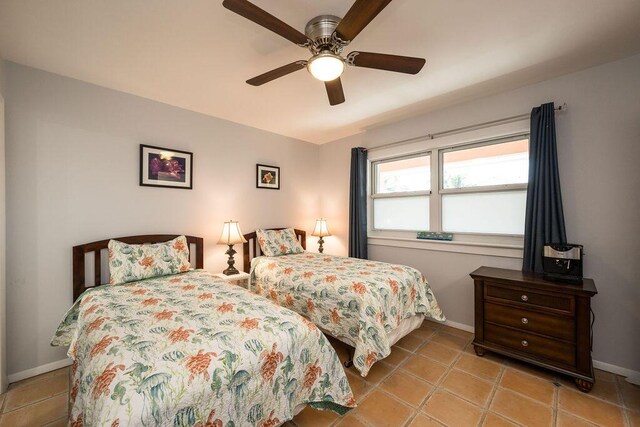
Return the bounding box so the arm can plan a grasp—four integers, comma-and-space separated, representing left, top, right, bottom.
365, 102, 567, 153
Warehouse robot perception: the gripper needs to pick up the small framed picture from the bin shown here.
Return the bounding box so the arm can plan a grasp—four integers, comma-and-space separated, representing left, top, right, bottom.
140, 144, 193, 189
256, 164, 280, 190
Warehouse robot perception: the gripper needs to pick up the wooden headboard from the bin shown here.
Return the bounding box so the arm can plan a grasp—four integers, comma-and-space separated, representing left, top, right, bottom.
72, 234, 204, 301
243, 228, 306, 273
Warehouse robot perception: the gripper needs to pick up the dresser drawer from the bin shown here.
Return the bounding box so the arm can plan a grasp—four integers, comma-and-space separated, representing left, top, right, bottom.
484, 302, 575, 341
485, 282, 574, 313
485, 323, 576, 366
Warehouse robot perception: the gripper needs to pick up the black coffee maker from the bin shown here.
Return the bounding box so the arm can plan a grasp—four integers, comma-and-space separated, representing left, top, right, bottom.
542, 244, 583, 283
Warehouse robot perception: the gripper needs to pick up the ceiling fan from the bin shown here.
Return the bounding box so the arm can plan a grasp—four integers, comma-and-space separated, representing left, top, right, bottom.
222, 0, 426, 106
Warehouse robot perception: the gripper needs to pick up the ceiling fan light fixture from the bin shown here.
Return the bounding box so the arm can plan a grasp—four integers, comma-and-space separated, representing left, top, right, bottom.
307, 52, 345, 82
226, 0, 426, 105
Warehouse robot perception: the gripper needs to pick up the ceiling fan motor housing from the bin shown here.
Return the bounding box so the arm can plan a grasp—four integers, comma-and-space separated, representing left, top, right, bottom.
305, 15, 344, 54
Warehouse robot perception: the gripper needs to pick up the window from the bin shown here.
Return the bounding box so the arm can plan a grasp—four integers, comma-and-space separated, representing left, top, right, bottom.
441, 139, 528, 189
441, 136, 528, 235
370, 134, 529, 238
371, 154, 430, 231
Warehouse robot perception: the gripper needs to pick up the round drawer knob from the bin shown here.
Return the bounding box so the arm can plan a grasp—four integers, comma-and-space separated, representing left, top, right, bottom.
521, 340, 529, 347
521, 294, 529, 302
521, 317, 529, 324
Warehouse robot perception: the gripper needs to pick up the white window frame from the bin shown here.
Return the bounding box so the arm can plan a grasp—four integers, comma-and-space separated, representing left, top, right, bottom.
370, 151, 432, 232
367, 120, 530, 257
438, 133, 529, 237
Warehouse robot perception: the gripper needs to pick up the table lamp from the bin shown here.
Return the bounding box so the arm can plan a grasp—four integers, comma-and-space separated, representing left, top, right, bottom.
311, 218, 331, 253
218, 220, 247, 275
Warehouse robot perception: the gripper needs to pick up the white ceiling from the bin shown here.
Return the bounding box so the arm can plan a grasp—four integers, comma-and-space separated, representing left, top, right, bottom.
1, 0, 639, 144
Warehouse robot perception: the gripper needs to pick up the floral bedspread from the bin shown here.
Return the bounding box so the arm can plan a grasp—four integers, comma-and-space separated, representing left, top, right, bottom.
52, 270, 354, 427
251, 253, 445, 376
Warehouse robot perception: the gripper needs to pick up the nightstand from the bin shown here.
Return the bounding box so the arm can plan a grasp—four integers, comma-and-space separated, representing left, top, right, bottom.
214, 271, 251, 289
470, 266, 597, 392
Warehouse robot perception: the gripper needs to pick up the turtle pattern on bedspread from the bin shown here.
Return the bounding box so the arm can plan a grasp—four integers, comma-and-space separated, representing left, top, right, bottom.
52, 270, 354, 427
251, 253, 445, 376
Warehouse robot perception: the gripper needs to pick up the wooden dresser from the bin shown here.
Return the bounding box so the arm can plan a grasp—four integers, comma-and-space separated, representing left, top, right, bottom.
470, 266, 597, 392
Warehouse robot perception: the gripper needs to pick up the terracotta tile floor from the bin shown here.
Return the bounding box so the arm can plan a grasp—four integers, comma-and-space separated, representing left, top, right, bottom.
1, 321, 638, 426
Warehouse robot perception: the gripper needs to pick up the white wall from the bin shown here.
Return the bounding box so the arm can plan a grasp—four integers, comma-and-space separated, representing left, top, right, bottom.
0, 56, 7, 392
0, 56, 5, 94
4, 62, 321, 378
320, 54, 640, 374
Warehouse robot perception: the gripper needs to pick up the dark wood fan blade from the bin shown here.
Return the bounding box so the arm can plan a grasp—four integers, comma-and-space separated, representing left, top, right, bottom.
223, 0, 309, 46
246, 61, 307, 86
334, 0, 393, 43
325, 78, 345, 106
347, 51, 425, 74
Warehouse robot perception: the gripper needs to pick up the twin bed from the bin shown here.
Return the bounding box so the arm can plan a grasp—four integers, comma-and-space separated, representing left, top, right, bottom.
53, 235, 354, 427
244, 228, 445, 376
53, 229, 444, 426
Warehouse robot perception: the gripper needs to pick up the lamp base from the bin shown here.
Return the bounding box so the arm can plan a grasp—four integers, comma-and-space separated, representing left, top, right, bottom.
224, 244, 239, 275
318, 236, 324, 254
223, 266, 240, 276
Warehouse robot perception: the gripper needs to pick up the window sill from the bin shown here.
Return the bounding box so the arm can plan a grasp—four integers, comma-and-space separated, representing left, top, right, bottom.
368, 236, 523, 258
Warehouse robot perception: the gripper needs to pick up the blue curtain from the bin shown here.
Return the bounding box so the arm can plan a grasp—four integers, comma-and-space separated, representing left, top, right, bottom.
523, 102, 567, 273
349, 147, 368, 259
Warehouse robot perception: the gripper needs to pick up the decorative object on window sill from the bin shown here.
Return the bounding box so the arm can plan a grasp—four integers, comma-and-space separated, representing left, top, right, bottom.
256, 164, 280, 190
311, 218, 331, 253
140, 144, 193, 189
218, 220, 247, 275
417, 231, 453, 241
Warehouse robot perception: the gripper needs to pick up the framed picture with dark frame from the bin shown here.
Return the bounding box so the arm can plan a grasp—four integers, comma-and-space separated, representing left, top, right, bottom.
140, 144, 193, 189
256, 164, 280, 190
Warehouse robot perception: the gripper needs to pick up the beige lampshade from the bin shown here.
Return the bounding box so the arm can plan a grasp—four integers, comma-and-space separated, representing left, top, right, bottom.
217, 220, 248, 245
311, 218, 331, 237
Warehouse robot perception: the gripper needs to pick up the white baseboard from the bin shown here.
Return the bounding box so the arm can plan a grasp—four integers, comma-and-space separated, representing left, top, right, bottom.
8, 358, 72, 384
625, 375, 640, 386
593, 360, 640, 385
433, 320, 640, 383
442, 319, 475, 333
